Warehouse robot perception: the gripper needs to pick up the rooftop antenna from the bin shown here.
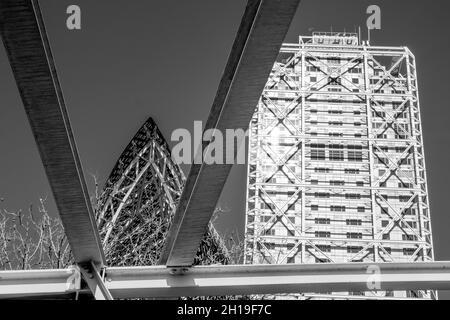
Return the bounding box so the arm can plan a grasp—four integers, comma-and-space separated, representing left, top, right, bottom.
358, 26, 362, 45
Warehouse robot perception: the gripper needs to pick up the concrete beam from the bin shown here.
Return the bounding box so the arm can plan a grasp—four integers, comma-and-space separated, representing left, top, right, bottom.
0, 267, 80, 299
106, 262, 450, 298
2, 262, 449, 299
0, 0, 105, 265
160, 0, 301, 267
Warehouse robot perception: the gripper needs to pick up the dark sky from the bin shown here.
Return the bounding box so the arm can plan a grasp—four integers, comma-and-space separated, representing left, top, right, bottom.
1, 0, 450, 298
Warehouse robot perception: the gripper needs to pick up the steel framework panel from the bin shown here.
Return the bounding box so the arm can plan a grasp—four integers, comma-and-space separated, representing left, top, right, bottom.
161, 0, 301, 267
0, 0, 105, 265
245, 33, 435, 299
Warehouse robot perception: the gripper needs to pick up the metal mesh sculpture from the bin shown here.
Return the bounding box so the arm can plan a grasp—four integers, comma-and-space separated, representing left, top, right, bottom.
96, 118, 229, 267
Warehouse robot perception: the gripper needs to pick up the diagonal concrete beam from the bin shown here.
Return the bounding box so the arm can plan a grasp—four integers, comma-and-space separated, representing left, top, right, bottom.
0, 0, 105, 265
160, 0, 301, 267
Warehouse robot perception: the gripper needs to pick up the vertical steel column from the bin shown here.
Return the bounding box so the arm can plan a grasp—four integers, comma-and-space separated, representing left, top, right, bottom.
405, 50, 432, 262
300, 42, 306, 263
363, 44, 379, 262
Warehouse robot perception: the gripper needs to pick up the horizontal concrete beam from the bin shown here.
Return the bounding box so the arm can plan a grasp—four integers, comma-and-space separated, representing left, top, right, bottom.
1, 262, 450, 299
0, 0, 105, 265
160, 0, 302, 267
105, 262, 450, 298
0, 267, 81, 299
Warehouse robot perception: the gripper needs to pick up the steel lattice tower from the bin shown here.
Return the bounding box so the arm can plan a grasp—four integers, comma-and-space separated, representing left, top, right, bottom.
245, 33, 435, 299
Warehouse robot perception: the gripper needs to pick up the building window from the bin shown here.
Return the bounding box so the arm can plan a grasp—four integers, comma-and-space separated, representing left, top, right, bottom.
349, 67, 362, 74
345, 168, 360, 175
311, 205, 319, 211
346, 219, 362, 226
347, 246, 363, 253
406, 221, 418, 228
329, 150, 344, 161
402, 234, 418, 241
372, 110, 386, 118
317, 245, 331, 252
345, 193, 361, 200
399, 195, 411, 203
327, 57, 340, 65
329, 144, 344, 161
346, 232, 363, 239
403, 248, 416, 256
315, 231, 331, 238
357, 207, 366, 213
307, 65, 320, 72
314, 192, 330, 199
348, 151, 363, 161
330, 205, 346, 212
310, 144, 326, 160
348, 145, 363, 162
315, 218, 330, 225
328, 109, 342, 115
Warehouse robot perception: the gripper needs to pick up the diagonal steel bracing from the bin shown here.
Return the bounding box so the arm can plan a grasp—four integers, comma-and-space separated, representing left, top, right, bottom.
0, 0, 105, 265
160, 0, 301, 268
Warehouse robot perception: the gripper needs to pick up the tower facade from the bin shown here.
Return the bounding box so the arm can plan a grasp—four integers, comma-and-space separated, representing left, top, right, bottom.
245, 32, 435, 299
